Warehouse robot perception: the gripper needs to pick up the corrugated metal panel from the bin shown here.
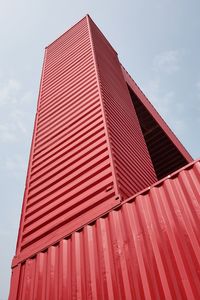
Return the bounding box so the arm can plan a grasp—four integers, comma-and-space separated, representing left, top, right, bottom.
9, 160, 200, 300
14, 16, 118, 262
14, 16, 158, 263
88, 17, 157, 200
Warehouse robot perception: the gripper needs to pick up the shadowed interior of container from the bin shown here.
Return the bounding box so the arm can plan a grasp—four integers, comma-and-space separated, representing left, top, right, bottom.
128, 85, 188, 180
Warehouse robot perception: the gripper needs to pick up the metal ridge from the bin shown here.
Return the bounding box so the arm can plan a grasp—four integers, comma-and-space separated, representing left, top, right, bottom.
12, 158, 199, 267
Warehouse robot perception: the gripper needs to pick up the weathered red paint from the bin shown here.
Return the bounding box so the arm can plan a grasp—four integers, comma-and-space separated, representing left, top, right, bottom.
9, 160, 200, 299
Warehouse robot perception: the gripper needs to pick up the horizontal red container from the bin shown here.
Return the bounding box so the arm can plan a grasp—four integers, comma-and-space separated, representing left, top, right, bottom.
9, 159, 200, 300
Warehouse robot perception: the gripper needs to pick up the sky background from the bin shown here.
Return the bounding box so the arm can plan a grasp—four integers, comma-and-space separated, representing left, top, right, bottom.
0, 0, 200, 299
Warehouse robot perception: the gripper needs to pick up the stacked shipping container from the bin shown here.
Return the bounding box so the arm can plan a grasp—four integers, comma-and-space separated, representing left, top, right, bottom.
9, 15, 199, 299
13, 15, 157, 266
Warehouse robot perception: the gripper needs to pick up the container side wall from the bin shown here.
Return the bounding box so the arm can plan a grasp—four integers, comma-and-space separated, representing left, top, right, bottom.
14, 17, 119, 262
9, 160, 200, 300
88, 17, 157, 200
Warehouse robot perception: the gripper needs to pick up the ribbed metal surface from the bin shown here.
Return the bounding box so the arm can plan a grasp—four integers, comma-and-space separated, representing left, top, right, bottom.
9, 160, 200, 300
89, 18, 157, 200
14, 16, 158, 263
15, 16, 118, 261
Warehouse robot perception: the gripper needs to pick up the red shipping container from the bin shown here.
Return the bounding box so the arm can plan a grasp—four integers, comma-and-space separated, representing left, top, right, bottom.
9, 15, 197, 299
13, 15, 158, 264
9, 159, 200, 299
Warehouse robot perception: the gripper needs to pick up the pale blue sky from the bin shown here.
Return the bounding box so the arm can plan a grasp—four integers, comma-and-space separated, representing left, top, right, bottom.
0, 1, 199, 299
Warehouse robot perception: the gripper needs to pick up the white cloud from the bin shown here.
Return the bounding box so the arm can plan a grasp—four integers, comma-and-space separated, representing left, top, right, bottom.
20, 91, 33, 104
0, 112, 27, 144
142, 77, 185, 138
0, 124, 16, 143
158, 91, 175, 117
10, 109, 27, 134
0, 154, 27, 180
140, 49, 187, 138
0, 77, 34, 187
0, 78, 33, 144
5, 154, 26, 173
144, 78, 175, 117
0, 79, 21, 106
153, 50, 181, 74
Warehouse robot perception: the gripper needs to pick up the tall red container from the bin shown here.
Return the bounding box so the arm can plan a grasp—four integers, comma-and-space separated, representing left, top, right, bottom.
9, 15, 198, 300
13, 15, 157, 265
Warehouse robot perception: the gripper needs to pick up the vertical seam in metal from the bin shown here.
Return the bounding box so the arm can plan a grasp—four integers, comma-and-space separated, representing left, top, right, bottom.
86, 15, 120, 201
15, 48, 48, 256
